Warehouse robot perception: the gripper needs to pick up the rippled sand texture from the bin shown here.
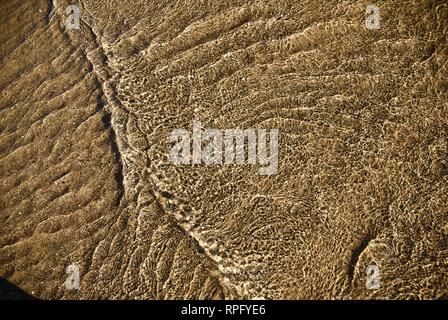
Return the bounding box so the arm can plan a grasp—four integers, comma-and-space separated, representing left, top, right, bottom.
1, 0, 447, 299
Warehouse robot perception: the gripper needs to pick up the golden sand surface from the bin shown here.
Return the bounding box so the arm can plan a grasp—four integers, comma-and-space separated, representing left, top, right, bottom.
0, 0, 447, 299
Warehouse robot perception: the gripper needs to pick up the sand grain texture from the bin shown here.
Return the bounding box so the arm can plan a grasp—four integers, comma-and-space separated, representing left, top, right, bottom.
1, 0, 447, 299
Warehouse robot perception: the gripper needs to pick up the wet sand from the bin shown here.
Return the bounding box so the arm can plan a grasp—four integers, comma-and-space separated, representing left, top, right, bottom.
1, 0, 447, 299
